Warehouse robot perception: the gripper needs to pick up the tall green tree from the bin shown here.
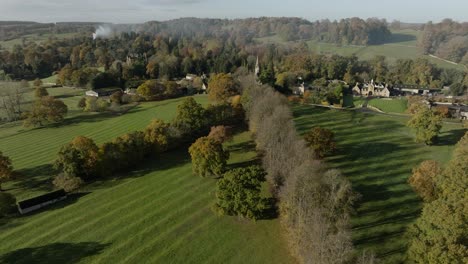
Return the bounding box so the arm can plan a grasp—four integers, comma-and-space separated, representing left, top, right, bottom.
215, 166, 273, 220
174, 97, 207, 134
407, 106, 442, 145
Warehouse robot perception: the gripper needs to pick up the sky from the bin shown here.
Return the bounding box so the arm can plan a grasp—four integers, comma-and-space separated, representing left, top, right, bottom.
0, 0, 467, 24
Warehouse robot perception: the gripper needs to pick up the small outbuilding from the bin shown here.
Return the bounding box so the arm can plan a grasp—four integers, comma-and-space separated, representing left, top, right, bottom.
17, 189, 67, 214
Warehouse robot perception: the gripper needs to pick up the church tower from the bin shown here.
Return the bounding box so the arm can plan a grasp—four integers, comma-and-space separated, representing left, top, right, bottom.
255, 56, 260, 77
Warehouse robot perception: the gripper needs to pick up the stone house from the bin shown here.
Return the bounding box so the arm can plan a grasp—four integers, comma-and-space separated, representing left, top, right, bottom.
353, 80, 391, 97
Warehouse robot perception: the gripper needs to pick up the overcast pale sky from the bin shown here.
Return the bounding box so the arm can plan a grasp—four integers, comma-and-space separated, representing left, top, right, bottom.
0, 0, 466, 23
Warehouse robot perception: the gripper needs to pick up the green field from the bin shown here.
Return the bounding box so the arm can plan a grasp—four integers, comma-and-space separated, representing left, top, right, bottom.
0, 96, 210, 200
0, 33, 80, 51
0, 131, 292, 263
0, 84, 85, 120
255, 29, 465, 70
0, 95, 293, 263
367, 98, 408, 113
293, 105, 465, 263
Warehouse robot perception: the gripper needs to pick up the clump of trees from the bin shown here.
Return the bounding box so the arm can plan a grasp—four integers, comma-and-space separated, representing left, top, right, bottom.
242, 76, 358, 263
419, 19, 468, 65
214, 165, 273, 220
188, 137, 229, 178
407, 105, 442, 145
23, 96, 68, 127
53, 97, 240, 188
54, 136, 100, 181
303, 127, 337, 159
408, 132, 468, 263
0, 151, 13, 192
136, 80, 181, 101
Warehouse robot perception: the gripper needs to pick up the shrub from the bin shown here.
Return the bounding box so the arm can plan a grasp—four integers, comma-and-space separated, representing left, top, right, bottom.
188, 137, 229, 177
0, 192, 16, 217
52, 174, 84, 192
215, 166, 273, 220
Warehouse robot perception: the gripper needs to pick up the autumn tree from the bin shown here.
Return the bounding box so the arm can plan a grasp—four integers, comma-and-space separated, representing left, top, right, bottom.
215, 166, 273, 220
0, 151, 13, 192
188, 137, 229, 177
23, 96, 68, 127
407, 106, 442, 145
144, 119, 170, 153
208, 126, 233, 143
54, 136, 100, 181
408, 132, 468, 264
208, 73, 237, 103
110, 91, 123, 105
33, 78, 43, 87
408, 160, 441, 202
34, 86, 49, 98
304, 127, 337, 159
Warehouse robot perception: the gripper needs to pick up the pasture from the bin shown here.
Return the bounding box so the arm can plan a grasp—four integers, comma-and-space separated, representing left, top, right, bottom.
255, 29, 465, 70
367, 98, 408, 113
0, 83, 85, 120
0, 33, 80, 51
293, 105, 465, 263
0, 96, 211, 200
0, 130, 293, 263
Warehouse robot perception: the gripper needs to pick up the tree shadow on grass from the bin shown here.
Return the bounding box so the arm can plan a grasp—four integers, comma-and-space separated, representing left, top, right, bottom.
435, 128, 466, 146
0, 242, 110, 264
385, 33, 417, 44
6, 164, 55, 194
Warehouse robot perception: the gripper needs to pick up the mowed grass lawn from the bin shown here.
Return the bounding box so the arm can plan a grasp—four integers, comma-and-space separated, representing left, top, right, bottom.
0, 131, 293, 263
292, 105, 465, 263
367, 98, 408, 113
0, 95, 210, 200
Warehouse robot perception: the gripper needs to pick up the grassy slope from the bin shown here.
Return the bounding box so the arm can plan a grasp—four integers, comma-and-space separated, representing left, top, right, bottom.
0, 33, 80, 51
367, 98, 408, 114
0, 96, 209, 200
0, 131, 293, 263
255, 29, 465, 70
0, 85, 84, 120
292, 105, 465, 263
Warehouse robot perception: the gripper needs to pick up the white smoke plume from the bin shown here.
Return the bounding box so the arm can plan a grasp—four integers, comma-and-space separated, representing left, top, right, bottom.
92, 25, 113, 40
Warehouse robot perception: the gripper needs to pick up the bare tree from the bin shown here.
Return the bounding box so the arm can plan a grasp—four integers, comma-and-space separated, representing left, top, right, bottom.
0, 82, 26, 122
